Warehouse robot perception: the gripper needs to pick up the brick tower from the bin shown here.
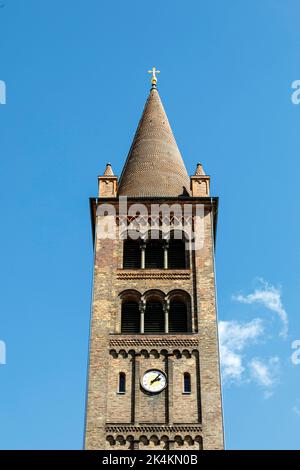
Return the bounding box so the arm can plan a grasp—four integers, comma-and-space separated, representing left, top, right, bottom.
84, 72, 224, 450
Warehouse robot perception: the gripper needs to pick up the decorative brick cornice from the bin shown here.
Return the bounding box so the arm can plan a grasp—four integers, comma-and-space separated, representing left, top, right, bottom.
105, 425, 202, 434
117, 270, 190, 280
109, 336, 199, 349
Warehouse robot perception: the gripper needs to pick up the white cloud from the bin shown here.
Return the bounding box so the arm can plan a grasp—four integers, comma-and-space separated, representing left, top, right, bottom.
219, 319, 264, 384
233, 279, 288, 337
292, 405, 300, 417
291, 340, 300, 365
0, 340, 6, 365
249, 357, 280, 389
263, 390, 274, 400
219, 279, 287, 396
219, 320, 280, 396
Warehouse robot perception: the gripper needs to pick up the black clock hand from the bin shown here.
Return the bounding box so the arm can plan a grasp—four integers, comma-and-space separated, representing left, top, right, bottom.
150, 374, 162, 385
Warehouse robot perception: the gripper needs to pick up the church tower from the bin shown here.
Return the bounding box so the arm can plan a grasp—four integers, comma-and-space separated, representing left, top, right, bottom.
84, 71, 224, 450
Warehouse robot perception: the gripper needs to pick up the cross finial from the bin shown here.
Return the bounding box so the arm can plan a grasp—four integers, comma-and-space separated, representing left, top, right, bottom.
148, 66, 160, 87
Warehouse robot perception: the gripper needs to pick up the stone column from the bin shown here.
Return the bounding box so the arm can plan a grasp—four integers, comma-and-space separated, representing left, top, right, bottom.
130, 352, 135, 424
163, 240, 169, 269
163, 300, 170, 334
134, 354, 141, 425
139, 300, 145, 334
167, 354, 174, 425
141, 241, 146, 269
193, 350, 202, 423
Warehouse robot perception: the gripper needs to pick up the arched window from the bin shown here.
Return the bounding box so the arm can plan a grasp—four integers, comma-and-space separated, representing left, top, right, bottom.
183, 373, 191, 394
121, 301, 140, 333
168, 238, 187, 269
168, 231, 188, 269
123, 239, 141, 268
118, 372, 126, 393
145, 240, 164, 269
169, 300, 188, 333
144, 301, 164, 333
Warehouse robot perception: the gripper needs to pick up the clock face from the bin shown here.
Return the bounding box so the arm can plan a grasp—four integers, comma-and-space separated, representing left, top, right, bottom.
141, 369, 167, 393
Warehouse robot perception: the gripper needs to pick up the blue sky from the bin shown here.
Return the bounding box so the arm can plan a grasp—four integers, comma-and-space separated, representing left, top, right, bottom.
0, 0, 300, 450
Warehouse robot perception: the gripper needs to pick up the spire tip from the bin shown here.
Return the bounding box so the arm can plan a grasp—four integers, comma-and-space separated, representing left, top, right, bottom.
148, 66, 160, 88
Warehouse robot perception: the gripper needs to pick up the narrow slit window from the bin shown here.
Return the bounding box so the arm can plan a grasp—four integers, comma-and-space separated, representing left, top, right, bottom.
119, 372, 126, 393
183, 372, 191, 394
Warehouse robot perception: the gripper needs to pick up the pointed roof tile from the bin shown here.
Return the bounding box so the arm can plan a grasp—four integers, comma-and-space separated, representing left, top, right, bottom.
194, 163, 205, 176
103, 163, 114, 176
118, 88, 191, 197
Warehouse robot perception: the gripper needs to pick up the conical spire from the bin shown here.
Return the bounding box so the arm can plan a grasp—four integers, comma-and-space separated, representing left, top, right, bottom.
103, 163, 114, 176
118, 87, 191, 197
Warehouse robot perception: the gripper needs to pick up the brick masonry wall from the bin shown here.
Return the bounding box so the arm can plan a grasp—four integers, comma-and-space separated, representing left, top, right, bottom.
172, 355, 198, 424
84, 201, 224, 450
194, 210, 224, 450
106, 353, 132, 423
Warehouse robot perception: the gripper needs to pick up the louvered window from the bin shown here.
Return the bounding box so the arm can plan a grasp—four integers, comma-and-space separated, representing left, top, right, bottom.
168, 239, 187, 269
145, 240, 164, 269
121, 301, 140, 333
123, 240, 141, 268
169, 300, 188, 333
144, 301, 164, 333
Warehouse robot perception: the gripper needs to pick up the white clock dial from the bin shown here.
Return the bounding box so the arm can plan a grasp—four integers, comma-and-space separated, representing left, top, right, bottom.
141, 369, 167, 393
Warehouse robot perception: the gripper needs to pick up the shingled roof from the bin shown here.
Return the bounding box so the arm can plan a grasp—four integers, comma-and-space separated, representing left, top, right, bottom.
117, 87, 191, 197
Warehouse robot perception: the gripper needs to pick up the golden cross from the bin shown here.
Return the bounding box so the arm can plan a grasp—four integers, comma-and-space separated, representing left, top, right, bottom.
148, 67, 160, 86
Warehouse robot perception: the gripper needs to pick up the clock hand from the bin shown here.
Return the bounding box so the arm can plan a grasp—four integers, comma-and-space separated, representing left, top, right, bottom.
150, 374, 162, 385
